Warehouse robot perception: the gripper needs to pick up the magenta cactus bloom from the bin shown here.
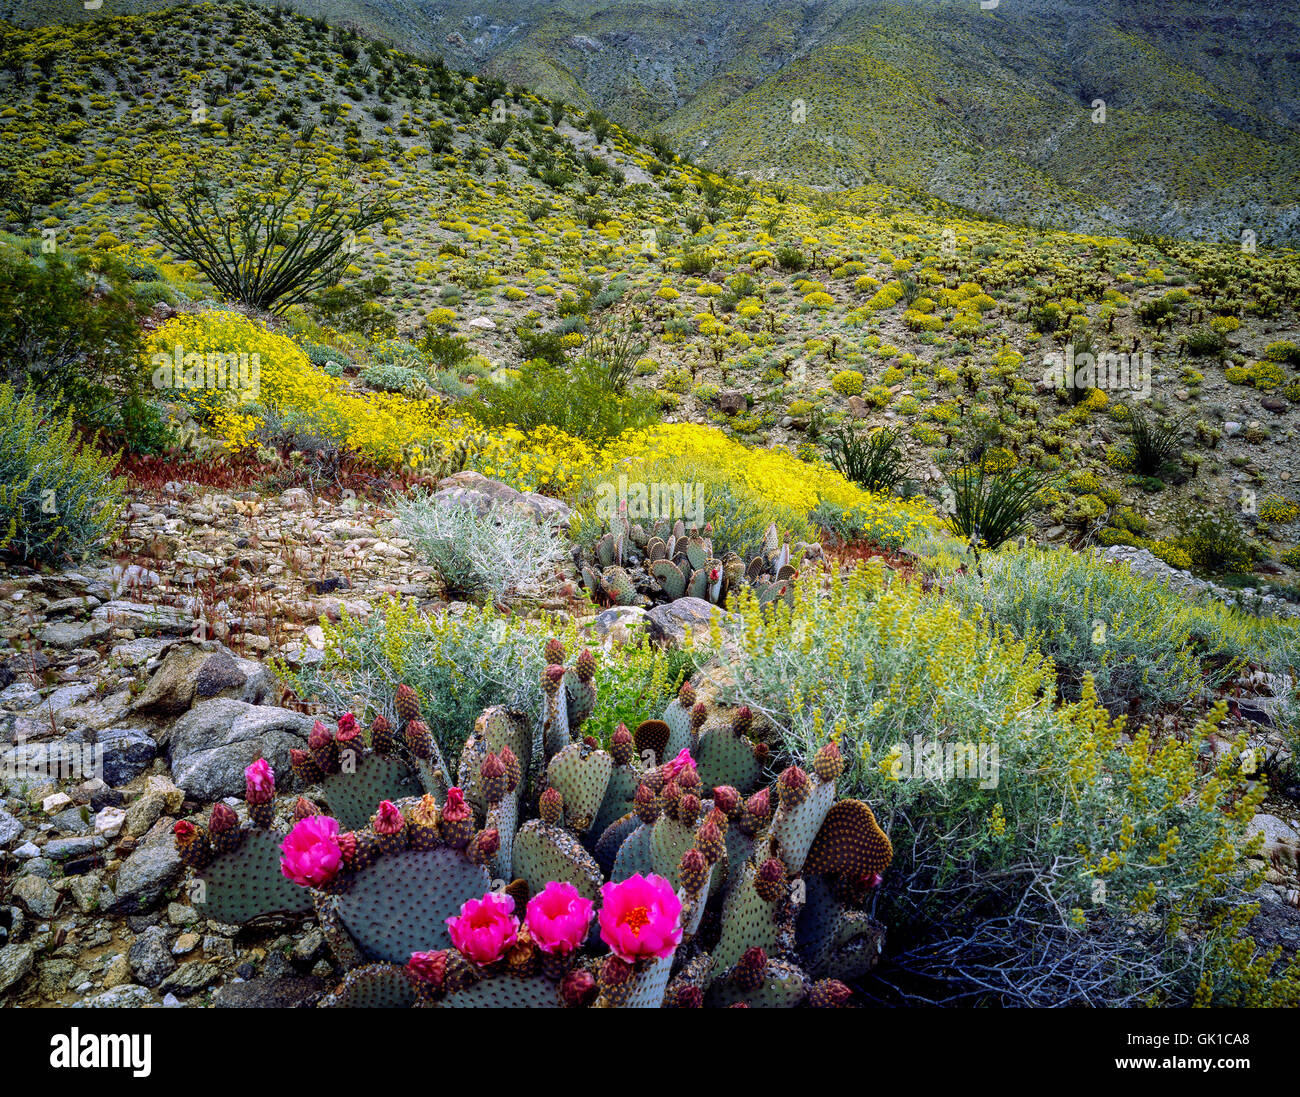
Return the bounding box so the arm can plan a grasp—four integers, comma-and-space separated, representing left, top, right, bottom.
661, 748, 697, 782
446, 891, 519, 966
598, 873, 683, 963
244, 758, 274, 802
279, 814, 342, 887
525, 881, 595, 956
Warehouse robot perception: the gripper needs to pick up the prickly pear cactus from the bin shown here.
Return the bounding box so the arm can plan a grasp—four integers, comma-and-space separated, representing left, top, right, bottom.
179, 639, 894, 1008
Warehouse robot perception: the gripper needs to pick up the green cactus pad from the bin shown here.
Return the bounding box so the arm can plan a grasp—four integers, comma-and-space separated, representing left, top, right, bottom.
593, 812, 642, 876
649, 812, 698, 880
660, 700, 694, 758
334, 848, 492, 963
592, 765, 641, 838
695, 721, 763, 794
772, 777, 836, 874
618, 954, 675, 1008
319, 753, 421, 832
564, 670, 596, 732
512, 820, 603, 901
713, 861, 782, 972
438, 974, 564, 1008
600, 566, 641, 606
610, 820, 655, 881
706, 958, 808, 1008
542, 681, 570, 759
484, 792, 519, 882
651, 559, 686, 600
193, 828, 313, 923
546, 743, 613, 833
320, 962, 416, 1008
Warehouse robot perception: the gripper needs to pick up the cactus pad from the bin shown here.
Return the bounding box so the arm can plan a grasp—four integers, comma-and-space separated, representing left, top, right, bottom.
695, 721, 763, 794
546, 743, 613, 833
438, 974, 564, 1008
334, 848, 492, 963
320, 962, 416, 1008
772, 776, 836, 874
610, 820, 655, 881
593, 765, 641, 838
713, 862, 783, 972
193, 828, 313, 923
593, 812, 642, 876
707, 957, 807, 1008
512, 820, 603, 901
803, 799, 894, 877
319, 754, 420, 832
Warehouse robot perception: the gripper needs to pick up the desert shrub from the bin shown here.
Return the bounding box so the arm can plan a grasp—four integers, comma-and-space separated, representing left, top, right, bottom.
946, 463, 1056, 549
0, 244, 164, 450
361, 361, 425, 394
946, 547, 1225, 714
831, 369, 864, 396
1171, 504, 1258, 574
462, 358, 660, 444
698, 568, 1294, 1007
0, 386, 126, 565
1184, 328, 1226, 356
823, 422, 904, 496
395, 493, 568, 601
286, 600, 683, 762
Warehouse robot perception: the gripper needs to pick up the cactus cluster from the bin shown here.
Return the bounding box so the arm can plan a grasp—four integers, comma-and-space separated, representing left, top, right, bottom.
173, 640, 892, 1007
576, 513, 811, 610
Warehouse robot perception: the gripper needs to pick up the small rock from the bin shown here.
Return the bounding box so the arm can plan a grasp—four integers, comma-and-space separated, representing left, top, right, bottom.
159, 960, 220, 998
129, 925, 177, 988
0, 942, 36, 994
12, 875, 59, 918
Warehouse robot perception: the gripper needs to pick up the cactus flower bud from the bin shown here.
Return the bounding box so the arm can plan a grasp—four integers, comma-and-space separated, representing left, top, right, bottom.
755, 857, 787, 903
633, 781, 659, 824
499, 744, 521, 790
561, 967, 598, 1008
208, 802, 238, 833
244, 758, 275, 803
337, 712, 359, 737
544, 637, 566, 665
469, 827, 500, 865
690, 702, 708, 732
541, 664, 565, 694
293, 797, 321, 821
812, 741, 844, 784
575, 648, 596, 682
678, 681, 696, 708
778, 765, 810, 810
677, 792, 701, 826
712, 785, 740, 816
337, 831, 358, 863
732, 705, 753, 737
539, 787, 564, 826
480, 751, 507, 804
610, 723, 634, 766
808, 979, 853, 1008
405, 718, 433, 760
695, 819, 724, 865
600, 954, 634, 988
736, 946, 766, 991
407, 950, 448, 989
394, 683, 420, 724
677, 847, 708, 895
372, 800, 405, 835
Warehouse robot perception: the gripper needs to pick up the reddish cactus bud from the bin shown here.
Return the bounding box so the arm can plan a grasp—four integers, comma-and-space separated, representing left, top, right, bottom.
755, 857, 787, 903
539, 787, 564, 826
676, 985, 704, 1008
336, 831, 358, 863
293, 797, 321, 821
208, 802, 238, 833
600, 954, 633, 988
678, 681, 696, 707
778, 765, 810, 810
561, 967, 597, 1008
712, 785, 740, 816
469, 827, 500, 865
690, 702, 708, 732
336, 712, 359, 737
732, 705, 753, 737
394, 683, 420, 724
736, 946, 767, 991
541, 664, 565, 694
480, 752, 508, 804
678, 847, 708, 895
498, 744, 521, 790
677, 793, 701, 826
695, 819, 725, 865
754, 741, 770, 762
544, 637, 566, 665
813, 741, 844, 784
634, 782, 659, 824
309, 720, 334, 751
369, 713, 396, 754
575, 648, 596, 682
808, 979, 853, 1008
372, 800, 405, 835
405, 719, 433, 760
408, 950, 448, 989
610, 723, 634, 766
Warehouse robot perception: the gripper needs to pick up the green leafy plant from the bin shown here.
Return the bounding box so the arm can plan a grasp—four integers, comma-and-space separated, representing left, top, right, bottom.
946, 464, 1055, 550
824, 423, 904, 496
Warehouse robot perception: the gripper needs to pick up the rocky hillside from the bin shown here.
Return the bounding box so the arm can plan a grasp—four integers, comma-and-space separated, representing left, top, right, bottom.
6, 0, 1299, 241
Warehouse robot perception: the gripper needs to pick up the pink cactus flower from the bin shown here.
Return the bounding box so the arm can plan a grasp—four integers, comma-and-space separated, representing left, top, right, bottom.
279, 814, 342, 887
446, 891, 519, 966
598, 873, 683, 963
525, 881, 595, 956
244, 758, 275, 802
407, 950, 448, 988
661, 748, 697, 782
337, 712, 359, 737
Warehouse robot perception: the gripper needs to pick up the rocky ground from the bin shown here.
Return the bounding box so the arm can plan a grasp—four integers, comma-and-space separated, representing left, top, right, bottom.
1, 477, 1298, 1008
